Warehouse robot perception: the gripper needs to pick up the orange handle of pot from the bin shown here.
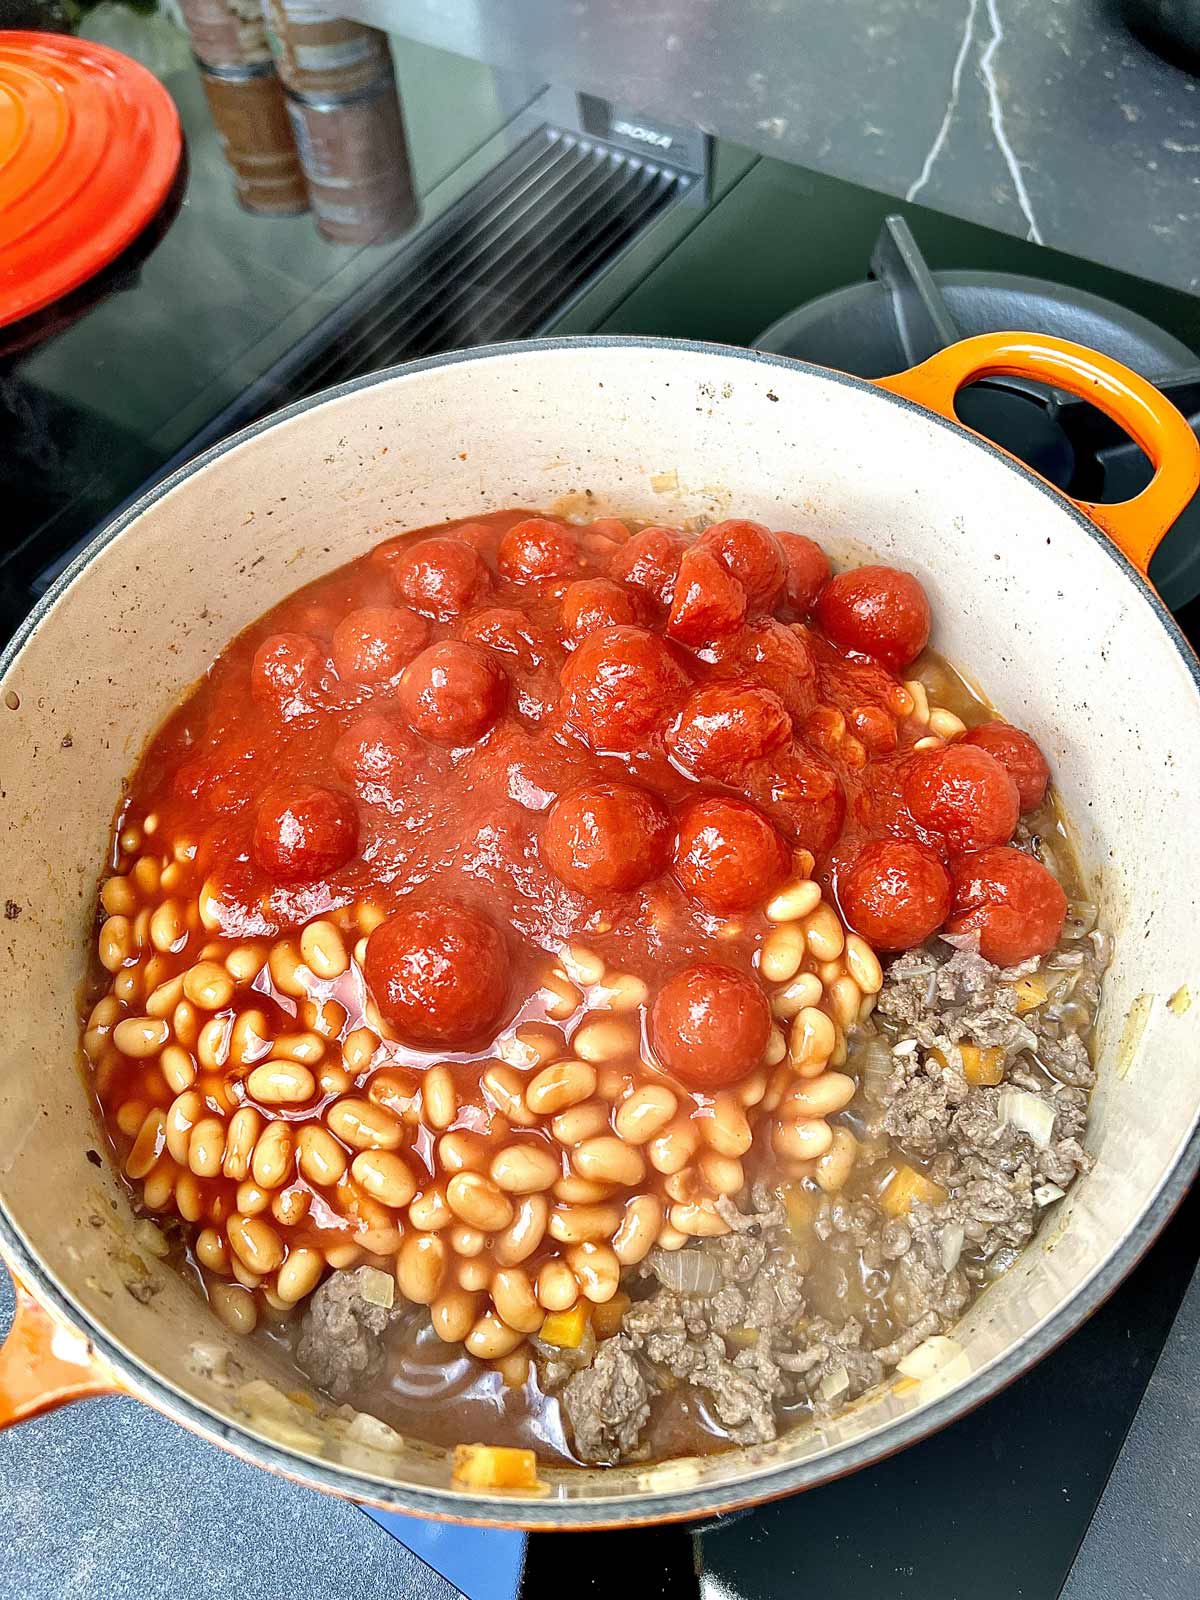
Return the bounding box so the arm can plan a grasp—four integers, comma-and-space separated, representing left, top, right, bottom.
876, 332, 1200, 577
0, 1269, 122, 1427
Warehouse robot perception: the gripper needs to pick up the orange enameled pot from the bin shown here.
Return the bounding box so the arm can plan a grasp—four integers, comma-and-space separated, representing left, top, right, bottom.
0, 332, 1197, 1526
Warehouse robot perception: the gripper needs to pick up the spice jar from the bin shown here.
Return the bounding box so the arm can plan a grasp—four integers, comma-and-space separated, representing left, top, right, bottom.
198, 61, 309, 216
262, 0, 391, 98
178, 0, 271, 69
285, 74, 417, 244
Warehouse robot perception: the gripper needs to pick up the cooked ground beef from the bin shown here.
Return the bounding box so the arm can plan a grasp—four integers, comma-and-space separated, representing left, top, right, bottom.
296, 1267, 404, 1398
548, 925, 1108, 1465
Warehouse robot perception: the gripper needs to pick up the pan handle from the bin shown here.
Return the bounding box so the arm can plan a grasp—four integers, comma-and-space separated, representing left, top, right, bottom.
0, 1266, 122, 1428
876, 331, 1200, 577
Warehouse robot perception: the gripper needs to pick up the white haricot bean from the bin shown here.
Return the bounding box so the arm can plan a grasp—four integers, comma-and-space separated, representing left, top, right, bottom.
446, 1172, 514, 1233
905, 679, 930, 725
228, 1212, 284, 1274
160, 1043, 197, 1095
738, 1067, 769, 1107
324, 1241, 363, 1270
815, 1126, 859, 1194
196, 1015, 231, 1072
172, 999, 199, 1049
703, 1093, 754, 1157
431, 1289, 480, 1344
183, 961, 234, 1011
548, 1202, 622, 1244
397, 1233, 447, 1304
299, 996, 347, 1040
481, 1062, 538, 1127
351, 1150, 417, 1209
844, 934, 883, 995
772, 1116, 833, 1161
562, 944, 605, 985
662, 1171, 694, 1204
611, 1194, 663, 1265
300, 919, 349, 980
251, 1121, 295, 1189
765, 878, 823, 923
759, 924, 805, 984
339, 1027, 379, 1076
503, 1023, 566, 1069
99, 915, 135, 973
699, 1149, 745, 1195
114, 1016, 169, 1058
145, 975, 185, 1020
929, 707, 967, 740
188, 1116, 227, 1179
141, 1158, 178, 1211
209, 1281, 257, 1336
554, 1175, 612, 1204
271, 1185, 311, 1228
457, 1256, 492, 1292
572, 1136, 645, 1188
571, 1014, 638, 1063
113, 967, 142, 1006
466, 1311, 525, 1360
491, 1266, 543, 1333
655, 1223, 688, 1251
805, 903, 845, 962
275, 1247, 324, 1306
101, 876, 138, 918
165, 1091, 203, 1165
526, 1059, 596, 1116
789, 1006, 837, 1073
270, 1032, 324, 1065
783, 1070, 857, 1119
490, 1142, 561, 1194
195, 1226, 229, 1274
550, 1098, 611, 1146
230, 1009, 272, 1068
669, 1201, 731, 1238
438, 1130, 490, 1174
596, 972, 649, 1012
318, 1063, 353, 1097
247, 1060, 316, 1106
125, 1108, 167, 1180
614, 1084, 678, 1145
536, 1258, 579, 1311
296, 1124, 347, 1188
235, 1179, 271, 1216
327, 1097, 404, 1151
493, 1193, 548, 1265
267, 939, 308, 998
422, 1065, 457, 1130
564, 1240, 620, 1302
222, 1106, 262, 1182
647, 1118, 700, 1176
542, 970, 583, 1021
133, 855, 160, 896
149, 900, 188, 957
225, 944, 265, 984
115, 1099, 147, 1138
770, 971, 824, 1020
827, 975, 862, 1030
450, 1223, 487, 1258
408, 1186, 452, 1232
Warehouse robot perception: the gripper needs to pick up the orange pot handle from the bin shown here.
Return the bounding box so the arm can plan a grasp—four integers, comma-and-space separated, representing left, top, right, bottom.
876, 332, 1200, 577
0, 1268, 122, 1427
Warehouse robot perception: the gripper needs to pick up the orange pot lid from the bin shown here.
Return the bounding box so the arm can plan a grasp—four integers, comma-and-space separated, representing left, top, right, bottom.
0, 30, 181, 329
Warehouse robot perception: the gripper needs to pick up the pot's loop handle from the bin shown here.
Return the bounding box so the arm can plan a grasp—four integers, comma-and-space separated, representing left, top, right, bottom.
876, 332, 1200, 577
0, 1268, 120, 1428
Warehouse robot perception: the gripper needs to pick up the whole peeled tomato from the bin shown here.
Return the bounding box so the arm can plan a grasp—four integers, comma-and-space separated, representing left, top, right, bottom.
364, 901, 511, 1047
650, 963, 772, 1090
331, 605, 428, 683
252, 784, 357, 883
608, 526, 689, 606
816, 564, 931, 670
696, 519, 786, 609
399, 640, 507, 745
497, 517, 578, 581
250, 632, 324, 718
904, 743, 1020, 854
666, 547, 747, 645
674, 795, 789, 915
542, 780, 673, 894
947, 846, 1067, 966
559, 578, 635, 643
960, 721, 1050, 813
838, 837, 951, 950
390, 536, 487, 621
746, 745, 846, 858
334, 713, 419, 800
776, 531, 831, 615
666, 683, 791, 782
459, 606, 550, 673
560, 625, 690, 753
722, 618, 817, 721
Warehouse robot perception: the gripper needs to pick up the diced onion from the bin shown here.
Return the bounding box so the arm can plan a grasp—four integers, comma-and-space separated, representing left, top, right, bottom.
359, 1266, 395, 1309
133, 1219, 170, 1258
1033, 1182, 1066, 1207
818, 1365, 850, 1402
648, 1247, 723, 1296
997, 1088, 1056, 1148
897, 1335, 963, 1381
939, 931, 982, 953
940, 1222, 965, 1273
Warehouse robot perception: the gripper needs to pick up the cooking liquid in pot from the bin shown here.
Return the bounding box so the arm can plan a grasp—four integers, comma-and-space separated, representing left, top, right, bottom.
81, 510, 1103, 1468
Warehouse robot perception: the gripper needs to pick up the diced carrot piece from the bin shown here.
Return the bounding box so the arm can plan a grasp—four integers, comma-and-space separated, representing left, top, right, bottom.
783, 1181, 816, 1239
879, 1163, 947, 1217
1012, 974, 1050, 1014
960, 1044, 1004, 1085
591, 1292, 630, 1341
451, 1444, 541, 1491
539, 1303, 589, 1349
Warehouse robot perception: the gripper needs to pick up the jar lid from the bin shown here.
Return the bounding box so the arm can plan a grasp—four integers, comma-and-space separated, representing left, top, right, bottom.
0, 31, 182, 328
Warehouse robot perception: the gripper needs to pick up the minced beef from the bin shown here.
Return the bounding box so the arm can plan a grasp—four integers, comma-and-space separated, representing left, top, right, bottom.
560, 1335, 652, 1465
296, 1268, 404, 1399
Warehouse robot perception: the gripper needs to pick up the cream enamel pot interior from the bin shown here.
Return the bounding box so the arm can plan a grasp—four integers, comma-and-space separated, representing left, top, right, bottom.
1, 333, 1198, 1528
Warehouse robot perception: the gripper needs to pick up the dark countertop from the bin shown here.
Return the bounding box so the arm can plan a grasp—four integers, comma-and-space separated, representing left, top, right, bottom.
334, 0, 1200, 295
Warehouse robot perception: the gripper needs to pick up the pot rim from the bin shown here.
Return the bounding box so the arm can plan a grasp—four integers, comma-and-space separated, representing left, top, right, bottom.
3, 333, 1199, 1527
